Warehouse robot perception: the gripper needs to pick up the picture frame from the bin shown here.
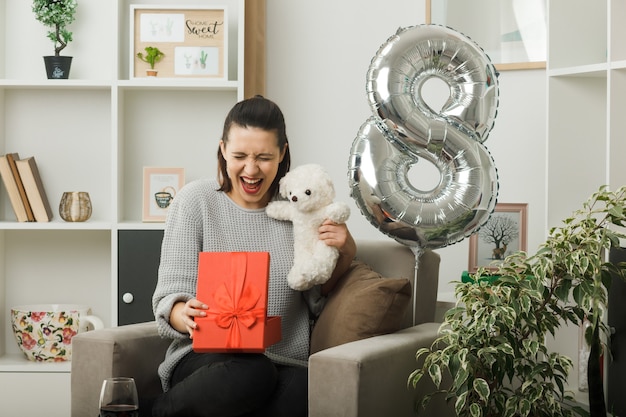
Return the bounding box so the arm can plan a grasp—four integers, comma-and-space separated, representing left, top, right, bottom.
142, 167, 185, 222
130, 5, 227, 79
425, 0, 546, 71
468, 203, 528, 272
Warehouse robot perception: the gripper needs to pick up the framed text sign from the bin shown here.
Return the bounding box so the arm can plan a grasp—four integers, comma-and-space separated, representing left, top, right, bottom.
130, 5, 227, 79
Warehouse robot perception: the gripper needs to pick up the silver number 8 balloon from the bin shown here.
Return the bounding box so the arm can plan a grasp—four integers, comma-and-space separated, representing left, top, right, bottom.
349, 25, 500, 249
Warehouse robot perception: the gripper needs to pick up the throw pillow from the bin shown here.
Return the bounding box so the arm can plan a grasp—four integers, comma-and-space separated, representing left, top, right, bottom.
309, 260, 411, 354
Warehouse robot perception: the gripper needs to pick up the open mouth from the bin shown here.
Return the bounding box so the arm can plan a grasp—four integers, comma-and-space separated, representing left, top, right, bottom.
240, 177, 263, 194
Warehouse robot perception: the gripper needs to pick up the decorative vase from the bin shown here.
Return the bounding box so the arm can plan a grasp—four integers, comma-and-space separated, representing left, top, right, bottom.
59, 191, 92, 222
10, 304, 103, 362
43, 56, 73, 79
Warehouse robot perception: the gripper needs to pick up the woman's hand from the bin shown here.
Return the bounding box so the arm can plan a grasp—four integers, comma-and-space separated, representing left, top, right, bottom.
319, 219, 356, 294
170, 299, 208, 338
318, 219, 352, 250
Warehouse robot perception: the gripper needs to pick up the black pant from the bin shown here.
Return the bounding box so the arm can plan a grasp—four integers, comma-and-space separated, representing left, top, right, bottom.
152, 352, 308, 417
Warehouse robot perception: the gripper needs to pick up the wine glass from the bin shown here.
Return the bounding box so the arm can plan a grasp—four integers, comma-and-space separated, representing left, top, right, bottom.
99, 377, 139, 417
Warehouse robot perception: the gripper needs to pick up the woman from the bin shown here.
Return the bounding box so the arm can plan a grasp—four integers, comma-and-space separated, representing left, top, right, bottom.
152, 96, 356, 417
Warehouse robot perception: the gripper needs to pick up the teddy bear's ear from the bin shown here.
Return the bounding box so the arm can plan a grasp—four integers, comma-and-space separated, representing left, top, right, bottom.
324, 177, 336, 200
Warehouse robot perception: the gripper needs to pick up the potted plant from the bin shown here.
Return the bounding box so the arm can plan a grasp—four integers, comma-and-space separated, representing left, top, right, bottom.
409, 185, 626, 417
137, 46, 165, 77
199, 50, 208, 69
32, 0, 77, 79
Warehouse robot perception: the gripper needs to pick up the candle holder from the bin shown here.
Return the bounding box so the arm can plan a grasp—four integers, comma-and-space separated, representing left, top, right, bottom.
59, 191, 92, 222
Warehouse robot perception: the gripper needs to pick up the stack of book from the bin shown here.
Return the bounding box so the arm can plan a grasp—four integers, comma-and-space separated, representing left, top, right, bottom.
0, 153, 53, 222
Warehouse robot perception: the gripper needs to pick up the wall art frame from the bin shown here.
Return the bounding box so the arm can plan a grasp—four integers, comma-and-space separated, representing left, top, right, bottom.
142, 167, 185, 222
468, 203, 528, 272
425, 0, 546, 71
130, 5, 228, 79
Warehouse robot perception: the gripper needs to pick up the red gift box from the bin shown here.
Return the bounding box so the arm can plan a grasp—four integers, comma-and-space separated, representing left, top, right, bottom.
192, 251, 282, 353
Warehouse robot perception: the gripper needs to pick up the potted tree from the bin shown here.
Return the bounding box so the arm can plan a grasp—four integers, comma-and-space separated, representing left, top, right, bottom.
409, 185, 626, 417
32, 0, 77, 79
137, 46, 165, 77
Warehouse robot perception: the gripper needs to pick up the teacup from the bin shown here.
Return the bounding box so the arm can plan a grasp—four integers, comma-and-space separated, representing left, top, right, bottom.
11, 304, 104, 362
154, 191, 173, 208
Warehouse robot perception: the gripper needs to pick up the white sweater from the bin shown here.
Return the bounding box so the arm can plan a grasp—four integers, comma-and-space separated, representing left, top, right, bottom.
152, 179, 314, 392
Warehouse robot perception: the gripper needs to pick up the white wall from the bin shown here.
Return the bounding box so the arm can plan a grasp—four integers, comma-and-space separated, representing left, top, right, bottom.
266, 0, 547, 296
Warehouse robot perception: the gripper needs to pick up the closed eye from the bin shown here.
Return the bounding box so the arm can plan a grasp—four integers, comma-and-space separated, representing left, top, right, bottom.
231, 153, 274, 161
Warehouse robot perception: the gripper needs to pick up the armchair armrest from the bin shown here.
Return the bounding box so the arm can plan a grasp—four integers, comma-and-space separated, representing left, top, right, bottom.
308, 322, 454, 417
71, 321, 168, 417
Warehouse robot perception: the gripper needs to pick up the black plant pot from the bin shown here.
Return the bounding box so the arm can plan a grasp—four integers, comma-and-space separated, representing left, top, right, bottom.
43, 56, 73, 79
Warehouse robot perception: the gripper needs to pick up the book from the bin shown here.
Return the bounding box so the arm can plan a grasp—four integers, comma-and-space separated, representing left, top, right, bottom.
15, 156, 53, 222
0, 153, 32, 222
6, 153, 35, 222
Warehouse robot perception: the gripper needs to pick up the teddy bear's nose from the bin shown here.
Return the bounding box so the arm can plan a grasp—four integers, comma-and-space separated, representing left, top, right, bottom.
291, 196, 298, 202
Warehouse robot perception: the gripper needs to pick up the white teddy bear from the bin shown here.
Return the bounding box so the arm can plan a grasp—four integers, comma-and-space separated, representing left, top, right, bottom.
266, 164, 350, 291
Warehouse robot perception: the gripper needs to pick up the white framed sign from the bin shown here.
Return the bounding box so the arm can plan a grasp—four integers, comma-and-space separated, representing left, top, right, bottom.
130, 5, 228, 79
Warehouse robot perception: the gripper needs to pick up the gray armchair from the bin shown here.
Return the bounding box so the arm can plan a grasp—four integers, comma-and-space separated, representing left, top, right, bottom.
71, 240, 454, 417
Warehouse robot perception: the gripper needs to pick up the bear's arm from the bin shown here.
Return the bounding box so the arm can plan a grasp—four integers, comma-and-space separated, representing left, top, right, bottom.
323, 202, 351, 224
265, 201, 295, 221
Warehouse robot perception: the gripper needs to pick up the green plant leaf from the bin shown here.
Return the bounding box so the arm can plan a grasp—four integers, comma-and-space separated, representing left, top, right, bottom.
522, 339, 539, 356
428, 363, 442, 388
418, 393, 432, 414
502, 399, 516, 417
451, 366, 470, 393
455, 391, 468, 415
554, 278, 572, 301
458, 348, 469, 370
469, 402, 482, 417
408, 369, 423, 388
473, 378, 490, 403
415, 347, 430, 361
520, 398, 531, 416
497, 343, 514, 356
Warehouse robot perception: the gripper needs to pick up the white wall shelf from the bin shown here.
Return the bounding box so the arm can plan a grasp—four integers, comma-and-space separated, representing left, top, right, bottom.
117, 79, 240, 90
548, 63, 608, 78
0, 1, 247, 415
0, 221, 113, 230
547, 0, 624, 406
0, 353, 71, 373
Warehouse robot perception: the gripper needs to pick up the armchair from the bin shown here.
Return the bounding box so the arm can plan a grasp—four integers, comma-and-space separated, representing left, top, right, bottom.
71, 239, 454, 417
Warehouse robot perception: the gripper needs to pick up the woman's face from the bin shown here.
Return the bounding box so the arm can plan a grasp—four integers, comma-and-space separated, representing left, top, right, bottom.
220, 124, 286, 209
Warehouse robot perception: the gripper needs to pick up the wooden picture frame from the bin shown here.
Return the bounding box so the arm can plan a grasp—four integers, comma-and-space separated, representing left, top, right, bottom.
142, 167, 185, 222
468, 203, 528, 272
425, 0, 546, 71
130, 5, 227, 79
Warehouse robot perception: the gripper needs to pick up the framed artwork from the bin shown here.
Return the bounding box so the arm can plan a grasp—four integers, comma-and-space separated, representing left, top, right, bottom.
425, 0, 546, 70
130, 5, 227, 79
468, 203, 528, 271
142, 167, 185, 222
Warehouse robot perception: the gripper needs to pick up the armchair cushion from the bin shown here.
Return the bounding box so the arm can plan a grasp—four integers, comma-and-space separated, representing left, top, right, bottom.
310, 260, 411, 354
